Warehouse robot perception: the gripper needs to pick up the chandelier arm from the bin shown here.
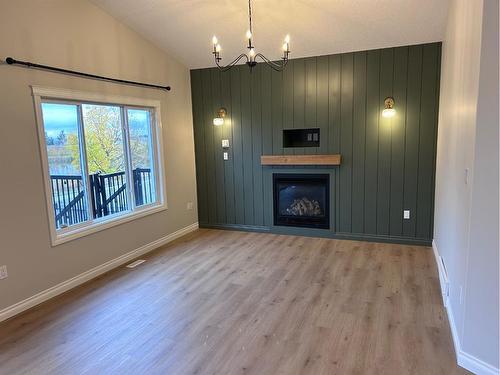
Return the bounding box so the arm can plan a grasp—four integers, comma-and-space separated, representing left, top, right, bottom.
255, 53, 288, 72
255, 53, 285, 67
215, 54, 249, 72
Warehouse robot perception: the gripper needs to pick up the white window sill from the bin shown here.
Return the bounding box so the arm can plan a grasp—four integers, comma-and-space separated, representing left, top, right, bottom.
51, 203, 167, 246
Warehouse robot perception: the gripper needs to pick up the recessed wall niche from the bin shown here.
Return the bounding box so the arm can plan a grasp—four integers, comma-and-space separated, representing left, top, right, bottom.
283, 128, 320, 148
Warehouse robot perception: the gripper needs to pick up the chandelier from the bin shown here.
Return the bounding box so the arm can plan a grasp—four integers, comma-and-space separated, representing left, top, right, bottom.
211, 0, 290, 72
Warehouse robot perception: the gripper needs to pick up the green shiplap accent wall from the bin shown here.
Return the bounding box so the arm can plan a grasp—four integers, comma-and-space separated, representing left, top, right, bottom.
190, 43, 441, 245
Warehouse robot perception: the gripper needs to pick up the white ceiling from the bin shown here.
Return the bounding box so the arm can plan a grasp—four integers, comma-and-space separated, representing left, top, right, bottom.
91, 0, 449, 69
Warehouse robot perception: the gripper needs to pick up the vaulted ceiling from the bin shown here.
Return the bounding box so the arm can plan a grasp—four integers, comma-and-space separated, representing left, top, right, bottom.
91, 0, 449, 69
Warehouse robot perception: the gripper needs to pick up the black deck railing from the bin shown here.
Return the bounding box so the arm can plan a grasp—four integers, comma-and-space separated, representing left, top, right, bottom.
51, 169, 154, 228
51, 175, 88, 227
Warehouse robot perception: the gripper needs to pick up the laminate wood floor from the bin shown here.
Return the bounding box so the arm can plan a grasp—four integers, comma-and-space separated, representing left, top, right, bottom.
0, 229, 469, 375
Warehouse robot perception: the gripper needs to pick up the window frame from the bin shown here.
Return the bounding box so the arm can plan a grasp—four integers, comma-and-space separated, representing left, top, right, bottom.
32, 86, 167, 246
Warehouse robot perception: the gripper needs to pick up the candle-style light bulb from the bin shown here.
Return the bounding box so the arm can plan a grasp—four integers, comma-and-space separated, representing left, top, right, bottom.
284, 34, 290, 44
212, 36, 218, 45
282, 43, 288, 51
249, 48, 255, 60
216, 44, 222, 53
246, 30, 252, 39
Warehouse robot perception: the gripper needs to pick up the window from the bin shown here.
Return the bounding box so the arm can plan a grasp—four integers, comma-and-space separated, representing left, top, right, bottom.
33, 87, 166, 245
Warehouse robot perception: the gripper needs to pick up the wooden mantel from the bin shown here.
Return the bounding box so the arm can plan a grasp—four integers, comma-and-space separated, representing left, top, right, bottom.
260, 154, 341, 166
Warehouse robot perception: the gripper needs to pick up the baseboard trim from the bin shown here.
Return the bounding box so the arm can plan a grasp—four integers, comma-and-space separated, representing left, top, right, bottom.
200, 223, 431, 246
432, 240, 500, 375
199, 223, 271, 233
457, 348, 500, 375
0, 222, 199, 323
332, 232, 432, 246
432, 240, 450, 306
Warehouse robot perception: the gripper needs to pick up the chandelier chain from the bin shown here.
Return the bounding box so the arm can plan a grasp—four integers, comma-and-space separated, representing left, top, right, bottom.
248, 0, 253, 35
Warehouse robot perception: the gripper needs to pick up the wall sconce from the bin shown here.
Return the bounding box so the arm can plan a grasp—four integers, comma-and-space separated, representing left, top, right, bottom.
213, 108, 227, 126
382, 97, 396, 118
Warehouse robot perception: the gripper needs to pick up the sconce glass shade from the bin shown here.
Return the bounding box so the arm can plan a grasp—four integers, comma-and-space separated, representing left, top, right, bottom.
382, 108, 396, 118
213, 107, 227, 126
382, 97, 396, 118
213, 117, 224, 126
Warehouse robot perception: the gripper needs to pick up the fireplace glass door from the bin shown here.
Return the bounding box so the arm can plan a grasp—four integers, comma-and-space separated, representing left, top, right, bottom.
273, 174, 330, 229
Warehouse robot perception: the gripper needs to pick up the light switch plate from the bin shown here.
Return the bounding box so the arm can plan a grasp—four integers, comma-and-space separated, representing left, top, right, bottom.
222, 139, 230, 148
403, 210, 410, 219
223, 152, 229, 160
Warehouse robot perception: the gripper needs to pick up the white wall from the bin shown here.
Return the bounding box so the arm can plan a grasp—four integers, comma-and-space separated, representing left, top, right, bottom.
434, 0, 499, 373
0, 0, 197, 312
462, 0, 499, 367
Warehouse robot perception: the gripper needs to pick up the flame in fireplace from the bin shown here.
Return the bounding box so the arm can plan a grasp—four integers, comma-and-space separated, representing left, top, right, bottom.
283, 197, 323, 216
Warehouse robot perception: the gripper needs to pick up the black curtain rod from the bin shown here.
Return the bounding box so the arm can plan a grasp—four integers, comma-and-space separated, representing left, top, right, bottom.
5, 57, 171, 91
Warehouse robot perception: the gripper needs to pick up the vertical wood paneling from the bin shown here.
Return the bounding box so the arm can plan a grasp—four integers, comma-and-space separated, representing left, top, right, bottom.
262, 66, 273, 226
293, 59, 305, 155
283, 60, 294, 154
305, 57, 317, 155
221, 70, 235, 224
339, 53, 354, 232
376, 48, 394, 235
328, 55, 341, 154
364, 50, 380, 235
190, 71, 208, 223
201, 72, 217, 223
240, 68, 254, 224
389, 47, 409, 236
351, 51, 367, 234
416, 44, 440, 239
230, 68, 245, 224
430, 47, 441, 236
251, 65, 264, 225
316, 56, 329, 155
402, 45, 423, 237
271, 69, 283, 154
191, 42, 441, 243
211, 69, 226, 223
328, 55, 341, 231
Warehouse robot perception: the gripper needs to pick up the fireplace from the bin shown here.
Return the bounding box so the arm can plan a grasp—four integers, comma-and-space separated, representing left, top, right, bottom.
273, 173, 330, 229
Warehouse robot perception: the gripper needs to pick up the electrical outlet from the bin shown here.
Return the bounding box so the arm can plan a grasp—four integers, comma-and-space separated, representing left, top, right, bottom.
222, 139, 230, 148
403, 210, 410, 219
0, 265, 8, 280
223, 152, 229, 160
187, 201, 194, 210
